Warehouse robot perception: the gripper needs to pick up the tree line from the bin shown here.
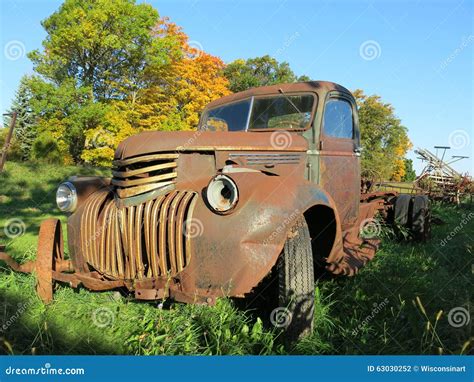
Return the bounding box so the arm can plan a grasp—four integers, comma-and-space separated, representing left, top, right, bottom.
1, 0, 414, 181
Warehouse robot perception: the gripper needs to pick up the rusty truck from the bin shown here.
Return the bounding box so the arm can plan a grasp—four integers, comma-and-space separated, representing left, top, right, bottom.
0, 81, 431, 342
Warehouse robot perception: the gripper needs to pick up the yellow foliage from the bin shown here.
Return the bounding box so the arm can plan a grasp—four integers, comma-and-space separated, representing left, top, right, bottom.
81, 19, 230, 166
36, 117, 74, 164
81, 102, 138, 166
81, 18, 230, 165
391, 159, 406, 182
391, 141, 413, 181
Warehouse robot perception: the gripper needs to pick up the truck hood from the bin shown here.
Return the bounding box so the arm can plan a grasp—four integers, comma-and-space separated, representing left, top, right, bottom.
114, 130, 308, 160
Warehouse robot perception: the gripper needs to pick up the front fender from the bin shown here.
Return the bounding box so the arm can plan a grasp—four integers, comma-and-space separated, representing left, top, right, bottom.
180, 171, 342, 297
68, 176, 111, 209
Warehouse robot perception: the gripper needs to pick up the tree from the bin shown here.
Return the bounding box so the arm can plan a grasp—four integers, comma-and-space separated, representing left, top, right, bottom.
402, 159, 417, 182
27, 76, 103, 163
80, 18, 230, 166
81, 101, 134, 167
223, 55, 308, 92
28, 0, 179, 101
354, 90, 412, 181
3, 76, 37, 160
26, 0, 182, 164
141, 18, 230, 128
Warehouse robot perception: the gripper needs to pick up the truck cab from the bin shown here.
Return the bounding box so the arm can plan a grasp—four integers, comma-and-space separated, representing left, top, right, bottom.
199, 81, 361, 229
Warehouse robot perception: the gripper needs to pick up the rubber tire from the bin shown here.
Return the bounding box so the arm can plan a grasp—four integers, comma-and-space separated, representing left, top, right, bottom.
276, 216, 314, 345
411, 195, 431, 241
394, 194, 412, 226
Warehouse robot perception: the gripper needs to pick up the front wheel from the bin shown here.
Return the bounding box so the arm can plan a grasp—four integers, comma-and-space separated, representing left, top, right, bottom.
272, 216, 314, 345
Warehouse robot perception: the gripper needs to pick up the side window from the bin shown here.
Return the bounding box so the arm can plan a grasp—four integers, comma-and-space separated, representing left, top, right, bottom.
323, 98, 353, 139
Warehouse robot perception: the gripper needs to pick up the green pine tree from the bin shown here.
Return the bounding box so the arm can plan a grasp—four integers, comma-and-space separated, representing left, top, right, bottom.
4, 76, 37, 160
402, 159, 417, 182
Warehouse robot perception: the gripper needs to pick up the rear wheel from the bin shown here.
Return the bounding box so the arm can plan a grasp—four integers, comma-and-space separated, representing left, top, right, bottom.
272, 216, 314, 344
392, 194, 431, 241
411, 195, 431, 241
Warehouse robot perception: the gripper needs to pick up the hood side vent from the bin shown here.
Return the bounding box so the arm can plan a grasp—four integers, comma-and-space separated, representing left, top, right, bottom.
112, 153, 179, 198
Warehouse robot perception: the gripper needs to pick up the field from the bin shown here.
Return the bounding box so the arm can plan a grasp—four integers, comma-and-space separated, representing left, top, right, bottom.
0, 162, 472, 355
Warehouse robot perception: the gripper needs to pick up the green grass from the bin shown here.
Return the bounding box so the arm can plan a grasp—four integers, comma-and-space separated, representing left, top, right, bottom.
0, 162, 472, 355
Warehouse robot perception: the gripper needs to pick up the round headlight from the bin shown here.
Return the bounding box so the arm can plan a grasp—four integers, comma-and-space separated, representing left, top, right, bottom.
56, 182, 78, 212
206, 175, 239, 213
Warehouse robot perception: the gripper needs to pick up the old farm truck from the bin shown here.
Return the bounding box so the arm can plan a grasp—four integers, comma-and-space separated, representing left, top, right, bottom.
0, 81, 431, 342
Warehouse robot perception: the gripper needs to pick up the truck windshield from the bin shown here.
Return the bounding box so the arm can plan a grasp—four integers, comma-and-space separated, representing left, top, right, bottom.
200, 94, 314, 131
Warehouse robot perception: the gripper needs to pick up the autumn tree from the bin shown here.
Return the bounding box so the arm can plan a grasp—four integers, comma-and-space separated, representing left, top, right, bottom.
81, 18, 230, 166
29, 0, 178, 101
141, 18, 230, 128
354, 90, 412, 181
26, 0, 181, 163
224, 55, 308, 92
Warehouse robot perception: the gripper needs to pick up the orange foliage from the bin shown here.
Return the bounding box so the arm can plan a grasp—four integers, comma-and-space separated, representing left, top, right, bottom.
137, 18, 230, 130
82, 18, 231, 165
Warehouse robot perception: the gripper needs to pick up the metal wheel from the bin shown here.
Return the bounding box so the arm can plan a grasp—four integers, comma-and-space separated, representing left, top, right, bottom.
36, 219, 63, 303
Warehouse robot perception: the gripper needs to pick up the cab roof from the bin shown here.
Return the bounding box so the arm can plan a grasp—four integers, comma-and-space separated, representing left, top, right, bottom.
205, 81, 353, 109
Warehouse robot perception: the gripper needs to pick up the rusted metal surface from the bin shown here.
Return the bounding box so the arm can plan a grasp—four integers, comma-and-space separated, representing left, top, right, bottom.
0, 251, 34, 273
36, 219, 64, 303
203, 81, 350, 109
327, 194, 393, 276
112, 153, 179, 198
1, 81, 413, 304
80, 188, 197, 280
415, 147, 472, 203
114, 130, 308, 161
319, 154, 360, 228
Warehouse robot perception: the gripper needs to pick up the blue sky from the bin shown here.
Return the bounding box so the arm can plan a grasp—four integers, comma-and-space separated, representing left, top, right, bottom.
1, 0, 472, 174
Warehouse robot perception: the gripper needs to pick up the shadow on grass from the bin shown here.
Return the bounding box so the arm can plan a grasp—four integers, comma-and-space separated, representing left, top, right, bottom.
0, 161, 109, 248
0, 288, 120, 355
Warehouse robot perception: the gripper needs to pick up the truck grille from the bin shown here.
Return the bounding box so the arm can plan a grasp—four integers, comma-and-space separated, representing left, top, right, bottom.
112, 153, 179, 198
80, 189, 198, 280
